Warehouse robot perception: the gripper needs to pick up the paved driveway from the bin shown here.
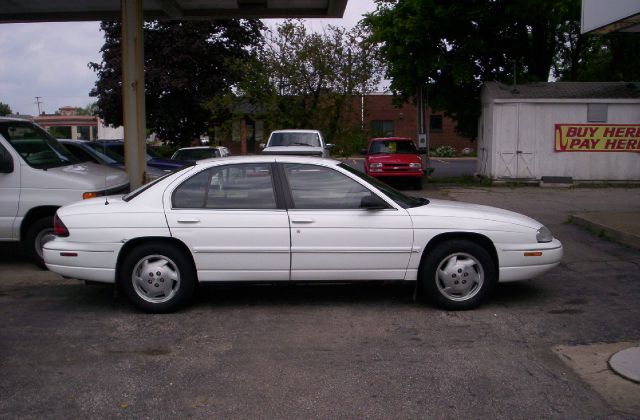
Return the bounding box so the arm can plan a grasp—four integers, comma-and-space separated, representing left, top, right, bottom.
1, 187, 639, 418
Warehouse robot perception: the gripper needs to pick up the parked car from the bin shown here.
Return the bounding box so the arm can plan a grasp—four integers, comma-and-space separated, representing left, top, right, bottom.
59, 139, 167, 180
170, 146, 230, 162
92, 139, 188, 173
261, 129, 333, 158
0, 118, 129, 266
362, 137, 425, 190
44, 156, 562, 313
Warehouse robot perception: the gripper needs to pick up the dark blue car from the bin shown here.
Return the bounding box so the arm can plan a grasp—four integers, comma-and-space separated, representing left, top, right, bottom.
91, 139, 188, 172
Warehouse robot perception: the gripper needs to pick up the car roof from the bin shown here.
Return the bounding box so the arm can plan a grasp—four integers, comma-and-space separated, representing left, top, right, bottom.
176, 146, 219, 151
194, 154, 339, 166
270, 129, 320, 134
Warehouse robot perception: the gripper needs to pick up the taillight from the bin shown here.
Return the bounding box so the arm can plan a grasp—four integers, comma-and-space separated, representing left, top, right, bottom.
53, 213, 69, 237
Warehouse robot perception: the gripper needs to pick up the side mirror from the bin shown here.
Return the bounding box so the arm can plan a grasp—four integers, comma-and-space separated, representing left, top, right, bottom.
360, 195, 388, 210
360, 148, 367, 155
324, 143, 335, 150
0, 152, 13, 173
259, 143, 266, 149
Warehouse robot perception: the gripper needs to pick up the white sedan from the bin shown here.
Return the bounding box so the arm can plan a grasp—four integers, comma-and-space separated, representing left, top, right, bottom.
44, 156, 562, 313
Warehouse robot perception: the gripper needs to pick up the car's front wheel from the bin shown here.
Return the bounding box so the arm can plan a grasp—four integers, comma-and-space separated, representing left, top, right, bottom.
420, 239, 496, 310
119, 243, 195, 313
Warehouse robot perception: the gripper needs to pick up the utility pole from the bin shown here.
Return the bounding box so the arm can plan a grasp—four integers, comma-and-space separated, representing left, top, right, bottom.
34, 96, 43, 115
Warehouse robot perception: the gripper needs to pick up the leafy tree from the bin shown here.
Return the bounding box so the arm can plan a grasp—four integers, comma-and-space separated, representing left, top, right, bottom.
366, 0, 637, 139
259, 20, 384, 152
89, 19, 263, 146
75, 102, 98, 116
0, 102, 11, 116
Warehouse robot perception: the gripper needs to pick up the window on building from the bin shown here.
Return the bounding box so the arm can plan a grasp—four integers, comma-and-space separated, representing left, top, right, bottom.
430, 115, 443, 132
587, 104, 608, 122
370, 120, 394, 137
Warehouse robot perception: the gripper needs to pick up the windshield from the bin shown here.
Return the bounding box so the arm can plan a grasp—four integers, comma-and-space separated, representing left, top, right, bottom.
123, 164, 195, 201
338, 163, 428, 209
0, 121, 77, 169
86, 142, 125, 164
269, 132, 320, 147
369, 139, 418, 154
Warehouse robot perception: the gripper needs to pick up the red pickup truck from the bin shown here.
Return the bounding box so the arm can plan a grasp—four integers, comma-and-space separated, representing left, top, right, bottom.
363, 137, 424, 190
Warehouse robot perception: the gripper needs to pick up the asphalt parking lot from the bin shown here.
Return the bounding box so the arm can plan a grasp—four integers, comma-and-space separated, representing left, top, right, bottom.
1, 186, 639, 418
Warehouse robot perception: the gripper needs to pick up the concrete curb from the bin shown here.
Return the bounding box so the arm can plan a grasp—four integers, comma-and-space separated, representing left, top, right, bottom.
571, 212, 640, 250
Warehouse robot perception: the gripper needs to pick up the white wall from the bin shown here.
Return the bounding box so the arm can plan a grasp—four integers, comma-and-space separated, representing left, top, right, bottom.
484, 101, 640, 181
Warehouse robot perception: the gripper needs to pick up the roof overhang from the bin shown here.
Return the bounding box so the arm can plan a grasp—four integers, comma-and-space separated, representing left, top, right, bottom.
582, 0, 640, 34
0, 0, 348, 23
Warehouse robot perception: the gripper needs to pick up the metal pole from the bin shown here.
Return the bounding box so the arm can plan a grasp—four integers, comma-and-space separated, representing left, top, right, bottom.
121, 0, 147, 188
416, 86, 430, 173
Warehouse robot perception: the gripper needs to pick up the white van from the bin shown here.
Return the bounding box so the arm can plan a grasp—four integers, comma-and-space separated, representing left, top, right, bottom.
0, 118, 130, 266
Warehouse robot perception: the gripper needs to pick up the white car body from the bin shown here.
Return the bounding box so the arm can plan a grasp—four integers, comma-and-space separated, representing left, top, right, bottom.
44, 156, 562, 311
262, 129, 332, 158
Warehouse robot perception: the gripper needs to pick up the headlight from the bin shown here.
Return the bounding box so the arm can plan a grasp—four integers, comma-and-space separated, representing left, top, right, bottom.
409, 162, 422, 168
536, 226, 553, 243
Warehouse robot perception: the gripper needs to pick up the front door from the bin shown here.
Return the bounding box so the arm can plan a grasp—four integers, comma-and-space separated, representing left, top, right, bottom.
165, 162, 290, 281
0, 140, 20, 240
281, 163, 413, 281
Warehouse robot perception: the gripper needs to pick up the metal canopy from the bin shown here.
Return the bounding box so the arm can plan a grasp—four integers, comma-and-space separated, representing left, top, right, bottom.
0, 0, 348, 22
0, 0, 348, 188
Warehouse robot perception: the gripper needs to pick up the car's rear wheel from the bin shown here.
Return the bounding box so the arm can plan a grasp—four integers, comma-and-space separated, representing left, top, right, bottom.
24, 216, 56, 269
119, 243, 195, 313
420, 239, 496, 310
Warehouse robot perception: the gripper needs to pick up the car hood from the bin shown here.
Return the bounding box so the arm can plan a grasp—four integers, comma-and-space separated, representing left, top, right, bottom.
262, 146, 323, 156
23, 162, 129, 191
407, 198, 542, 231
367, 154, 421, 164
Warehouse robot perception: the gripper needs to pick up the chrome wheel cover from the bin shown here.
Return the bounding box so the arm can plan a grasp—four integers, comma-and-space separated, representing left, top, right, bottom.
131, 255, 181, 304
435, 252, 484, 302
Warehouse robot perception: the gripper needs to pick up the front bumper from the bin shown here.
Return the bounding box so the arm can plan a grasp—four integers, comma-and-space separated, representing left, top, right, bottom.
497, 238, 563, 282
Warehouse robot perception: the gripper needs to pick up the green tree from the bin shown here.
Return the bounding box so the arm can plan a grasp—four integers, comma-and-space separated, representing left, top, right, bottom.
261, 20, 383, 151
0, 102, 12, 116
75, 102, 98, 116
89, 19, 264, 146
366, 0, 619, 139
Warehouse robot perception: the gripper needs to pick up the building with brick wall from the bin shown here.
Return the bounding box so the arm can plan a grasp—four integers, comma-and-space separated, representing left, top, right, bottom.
360, 94, 474, 152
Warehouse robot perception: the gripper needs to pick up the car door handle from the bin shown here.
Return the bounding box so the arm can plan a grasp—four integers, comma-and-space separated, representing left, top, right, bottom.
177, 218, 200, 224
291, 218, 314, 224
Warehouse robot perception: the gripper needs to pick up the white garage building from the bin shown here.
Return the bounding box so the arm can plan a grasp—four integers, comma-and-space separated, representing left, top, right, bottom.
477, 82, 640, 182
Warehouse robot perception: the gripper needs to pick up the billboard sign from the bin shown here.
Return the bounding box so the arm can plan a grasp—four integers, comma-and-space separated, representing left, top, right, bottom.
555, 124, 640, 152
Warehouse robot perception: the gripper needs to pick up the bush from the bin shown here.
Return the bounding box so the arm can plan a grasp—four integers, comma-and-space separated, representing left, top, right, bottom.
431, 145, 456, 157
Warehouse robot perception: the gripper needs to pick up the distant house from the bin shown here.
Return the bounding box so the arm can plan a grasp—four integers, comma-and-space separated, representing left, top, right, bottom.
478, 82, 640, 182
33, 106, 123, 140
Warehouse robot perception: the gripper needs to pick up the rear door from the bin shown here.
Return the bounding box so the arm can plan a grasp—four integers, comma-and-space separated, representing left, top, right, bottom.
165, 162, 291, 281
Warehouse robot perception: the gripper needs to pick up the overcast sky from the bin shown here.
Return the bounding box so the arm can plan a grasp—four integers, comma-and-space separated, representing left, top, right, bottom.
0, 1, 377, 116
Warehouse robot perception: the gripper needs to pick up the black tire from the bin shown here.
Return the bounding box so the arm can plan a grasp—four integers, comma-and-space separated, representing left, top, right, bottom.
412, 177, 423, 190
118, 243, 196, 313
420, 239, 496, 310
24, 216, 55, 269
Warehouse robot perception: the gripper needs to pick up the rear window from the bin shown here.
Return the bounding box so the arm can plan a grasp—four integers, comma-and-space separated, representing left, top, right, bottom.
268, 132, 320, 147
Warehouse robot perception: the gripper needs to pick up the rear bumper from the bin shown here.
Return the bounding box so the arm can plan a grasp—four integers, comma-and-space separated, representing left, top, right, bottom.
43, 240, 121, 283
